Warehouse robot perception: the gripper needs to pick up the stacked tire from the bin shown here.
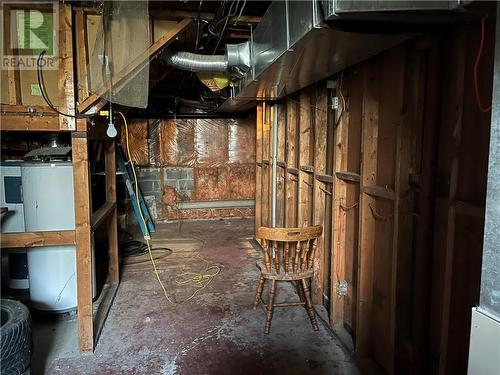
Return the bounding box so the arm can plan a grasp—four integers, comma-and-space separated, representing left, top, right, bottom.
0, 299, 32, 375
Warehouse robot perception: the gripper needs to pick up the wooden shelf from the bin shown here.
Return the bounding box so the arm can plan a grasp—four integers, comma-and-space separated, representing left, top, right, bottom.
1, 230, 75, 248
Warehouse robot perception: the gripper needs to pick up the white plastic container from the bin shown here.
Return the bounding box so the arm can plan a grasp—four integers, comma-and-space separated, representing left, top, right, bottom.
22, 162, 95, 312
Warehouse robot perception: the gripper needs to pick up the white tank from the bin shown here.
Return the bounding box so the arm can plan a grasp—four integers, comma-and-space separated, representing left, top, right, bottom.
21, 162, 95, 312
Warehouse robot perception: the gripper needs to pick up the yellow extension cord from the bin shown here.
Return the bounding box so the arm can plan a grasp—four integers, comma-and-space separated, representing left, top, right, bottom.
118, 111, 221, 303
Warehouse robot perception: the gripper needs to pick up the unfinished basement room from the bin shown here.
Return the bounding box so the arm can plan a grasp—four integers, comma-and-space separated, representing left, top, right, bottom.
1, 1, 500, 374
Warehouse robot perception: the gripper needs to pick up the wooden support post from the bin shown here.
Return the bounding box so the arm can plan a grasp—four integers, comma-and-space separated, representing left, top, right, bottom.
72, 120, 93, 352
331, 71, 363, 332
285, 97, 298, 228
277, 103, 286, 227
312, 85, 328, 304
255, 104, 263, 233
332, 74, 350, 327
105, 141, 119, 284
59, 3, 76, 130
298, 91, 312, 228
3, 6, 21, 105
75, 8, 89, 103
438, 32, 466, 375
262, 103, 271, 227
356, 64, 379, 358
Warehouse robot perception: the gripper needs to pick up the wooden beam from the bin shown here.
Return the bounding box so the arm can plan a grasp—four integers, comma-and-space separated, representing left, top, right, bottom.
59, 3, 76, 130
91, 202, 116, 230
78, 18, 192, 114
105, 141, 119, 284
332, 73, 350, 327
1, 104, 53, 114
298, 90, 313, 228
335, 171, 361, 183
1, 231, 75, 248
93, 283, 118, 349
285, 96, 298, 228
362, 185, 396, 200
72, 121, 93, 352
312, 84, 328, 305
356, 63, 379, 358
0, 114, 61, 131
255, 104, 263, 233
3, 6, 21, 105
150, 9, 261, 24
439, 31, 467, 375
75, 8, 89, 103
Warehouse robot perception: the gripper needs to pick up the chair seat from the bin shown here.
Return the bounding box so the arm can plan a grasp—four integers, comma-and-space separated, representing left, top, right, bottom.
256, 261, 314, 281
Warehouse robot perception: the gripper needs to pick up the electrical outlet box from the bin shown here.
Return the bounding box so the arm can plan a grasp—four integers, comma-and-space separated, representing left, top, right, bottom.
331, 96, 339, 110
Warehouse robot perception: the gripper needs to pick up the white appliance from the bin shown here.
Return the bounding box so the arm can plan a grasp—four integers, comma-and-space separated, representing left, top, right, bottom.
22, 162, 95, 312
0, 161, 29, 291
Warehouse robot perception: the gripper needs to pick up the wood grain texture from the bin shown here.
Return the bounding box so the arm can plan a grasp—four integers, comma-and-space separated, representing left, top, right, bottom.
58, 4, 76, 130
105, 141, 119, 284
0, 231, 75, 248
72, 123, 94, 352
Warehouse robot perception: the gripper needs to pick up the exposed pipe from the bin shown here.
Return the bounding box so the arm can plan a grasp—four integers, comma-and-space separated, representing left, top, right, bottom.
161, 42, 250, 73
162, 51, 228, 72
271, 103, 278, 228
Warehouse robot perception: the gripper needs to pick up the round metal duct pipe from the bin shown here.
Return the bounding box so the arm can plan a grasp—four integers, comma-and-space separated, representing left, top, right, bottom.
161, 42, 250, 73
163, 51, 228, 72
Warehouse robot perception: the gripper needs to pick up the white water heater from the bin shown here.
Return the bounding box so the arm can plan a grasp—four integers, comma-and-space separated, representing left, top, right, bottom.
21, 162, 95, 312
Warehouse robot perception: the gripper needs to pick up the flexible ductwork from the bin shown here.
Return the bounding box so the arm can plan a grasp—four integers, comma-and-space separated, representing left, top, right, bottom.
163, 51, 228, 72
162, 43, 251, 74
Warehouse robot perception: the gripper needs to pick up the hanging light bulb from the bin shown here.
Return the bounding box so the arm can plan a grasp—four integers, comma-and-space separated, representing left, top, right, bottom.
107, 102, 117, 138
107, 122, 117, 138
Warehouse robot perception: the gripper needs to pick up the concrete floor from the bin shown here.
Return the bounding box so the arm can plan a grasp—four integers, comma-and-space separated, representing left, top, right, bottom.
36, 218, 363, 374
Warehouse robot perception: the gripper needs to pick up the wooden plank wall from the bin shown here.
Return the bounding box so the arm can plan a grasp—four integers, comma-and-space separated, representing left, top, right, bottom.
254, 22, 493, 373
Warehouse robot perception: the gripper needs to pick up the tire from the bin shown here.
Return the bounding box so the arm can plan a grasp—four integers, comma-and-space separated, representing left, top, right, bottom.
1, 299, 32, 375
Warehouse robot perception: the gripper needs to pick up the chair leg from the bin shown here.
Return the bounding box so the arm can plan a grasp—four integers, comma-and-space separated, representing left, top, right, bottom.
294, 280, 305, 302
253, 275, 265, 309
301, 278, 319, 331
265, 280, 277, 335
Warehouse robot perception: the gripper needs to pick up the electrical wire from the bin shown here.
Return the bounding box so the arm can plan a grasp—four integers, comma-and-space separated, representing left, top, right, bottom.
120, 110, 174, 303
334, 72, 345, 128
119, 111, 222, 303
37, 51, 94, 119
474, 15, 492, 113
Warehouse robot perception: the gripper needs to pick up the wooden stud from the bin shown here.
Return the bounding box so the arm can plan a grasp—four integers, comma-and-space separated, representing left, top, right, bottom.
72, 120, 93, 352
58, 3, 76, 130
356, 63, 379, 358
1, 231, 75, 248
312, 84, 328, 304
0, 114, 61, 131
75, 8, 89, 103
3, 6, 21, 105
298, 90, 312, 228
285, 96, 298, 228
255, 104, 264, 233
105, 141, 119, 284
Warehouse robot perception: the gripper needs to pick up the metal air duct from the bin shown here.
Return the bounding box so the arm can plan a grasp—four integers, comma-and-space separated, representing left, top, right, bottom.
219, 0, 472, 112
161, 42, 251, 73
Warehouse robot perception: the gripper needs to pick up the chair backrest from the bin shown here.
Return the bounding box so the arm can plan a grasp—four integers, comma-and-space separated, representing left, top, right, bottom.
256, 226, 323, 274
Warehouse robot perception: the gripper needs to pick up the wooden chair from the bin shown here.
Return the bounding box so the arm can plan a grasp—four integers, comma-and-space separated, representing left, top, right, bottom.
253, 226, 323, 334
